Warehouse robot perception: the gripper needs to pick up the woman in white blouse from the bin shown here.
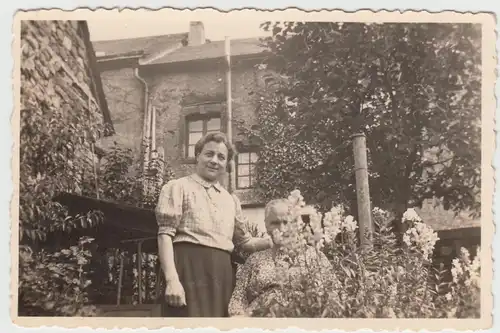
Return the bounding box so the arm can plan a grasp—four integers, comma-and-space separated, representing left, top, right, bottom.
155, 132, 272, 317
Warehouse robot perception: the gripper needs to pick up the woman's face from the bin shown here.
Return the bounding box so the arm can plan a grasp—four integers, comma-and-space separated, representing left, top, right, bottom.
196, 140, 228, 182
268, 219, 289, 246
265, 202, 291, 246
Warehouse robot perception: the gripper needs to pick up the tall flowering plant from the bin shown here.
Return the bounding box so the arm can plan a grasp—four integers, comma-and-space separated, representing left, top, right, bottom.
435, 247, 481, 318
250, 190, 480, 318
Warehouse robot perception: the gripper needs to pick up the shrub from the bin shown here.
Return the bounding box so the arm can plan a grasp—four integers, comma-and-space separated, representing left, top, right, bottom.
18, 237, 97, 316
247, 190, 480, 318
95, 141, 174, 209
19, 135, 173, 314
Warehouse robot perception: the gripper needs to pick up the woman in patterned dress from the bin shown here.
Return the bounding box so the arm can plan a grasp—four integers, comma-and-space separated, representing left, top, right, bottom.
155, 132, 272, 317
228, 199, 333, 317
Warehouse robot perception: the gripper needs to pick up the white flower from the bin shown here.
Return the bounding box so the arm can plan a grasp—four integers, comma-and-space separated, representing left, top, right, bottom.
300, 205, 317, 216
451, 258, 463, 283
403, 221, 439, 260
470, 247, 481, 272
460, 247, 472, 267
309, 210, 324, 237
342, 215, 358, 233
332, 204, 346, 216
468, 247, 481, 287
402, 233, 411, 247
372, 207, 391, 219
469, 272, 480, 287
445, 293, 452, 301
402, 208, 422, 222
449, 247, 481, 287
288, 189, 305, 207
323, 207, 342, 243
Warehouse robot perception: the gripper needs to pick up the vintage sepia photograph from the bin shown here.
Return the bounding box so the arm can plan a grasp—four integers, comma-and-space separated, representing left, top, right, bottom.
12, 8, 495, 331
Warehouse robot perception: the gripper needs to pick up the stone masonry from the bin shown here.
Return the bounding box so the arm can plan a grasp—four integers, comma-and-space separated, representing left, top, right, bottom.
21, 20, 103, 119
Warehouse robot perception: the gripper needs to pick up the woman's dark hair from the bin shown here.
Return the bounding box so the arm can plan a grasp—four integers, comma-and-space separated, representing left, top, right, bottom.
194, 131, 236, 163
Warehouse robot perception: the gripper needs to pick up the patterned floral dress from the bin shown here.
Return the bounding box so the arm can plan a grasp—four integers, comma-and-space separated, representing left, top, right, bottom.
228, 246, 333, 317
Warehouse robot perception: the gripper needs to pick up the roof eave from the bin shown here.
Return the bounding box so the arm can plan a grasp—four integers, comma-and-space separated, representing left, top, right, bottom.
77, 21, 115, 136
139, 42, 184, 65
96, 53, 144, 63
140, 51, 269, 69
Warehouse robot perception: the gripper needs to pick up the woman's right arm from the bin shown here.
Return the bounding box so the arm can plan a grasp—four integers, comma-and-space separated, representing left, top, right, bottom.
157, 235, 178, 282
158, 235, 185, 307
156, 180, 185, 307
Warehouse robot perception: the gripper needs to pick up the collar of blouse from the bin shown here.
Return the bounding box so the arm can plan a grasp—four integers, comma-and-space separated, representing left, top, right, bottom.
190, 173, 223, 192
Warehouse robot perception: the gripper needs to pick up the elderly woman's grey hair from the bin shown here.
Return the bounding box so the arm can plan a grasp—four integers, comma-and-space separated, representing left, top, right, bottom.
264, 198, 292, 224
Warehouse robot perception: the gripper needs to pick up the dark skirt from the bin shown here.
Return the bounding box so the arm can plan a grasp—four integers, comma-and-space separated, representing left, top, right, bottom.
161, 242, 234, 317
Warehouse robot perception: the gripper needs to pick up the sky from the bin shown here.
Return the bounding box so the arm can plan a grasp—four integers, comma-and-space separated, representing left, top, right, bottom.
87, 11, 271, 41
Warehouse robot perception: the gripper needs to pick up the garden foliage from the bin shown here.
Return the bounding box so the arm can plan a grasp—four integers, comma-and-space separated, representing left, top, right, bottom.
245, 190, 480, 318
20, 86, 172, 315
247, 22, 481, 222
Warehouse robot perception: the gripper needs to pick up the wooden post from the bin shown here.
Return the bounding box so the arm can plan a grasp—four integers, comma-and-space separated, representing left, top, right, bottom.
154, 258, 162, 302
137, 241, 143, 304
225, 36, 236, 193
117, 253, 124, 305
351, 133, 373, 248
144, 253, 149, 303
151, 106, 156, 152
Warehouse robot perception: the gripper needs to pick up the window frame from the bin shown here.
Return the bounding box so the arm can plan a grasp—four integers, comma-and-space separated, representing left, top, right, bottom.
184, 112, 222, 159
235, 148, 259, 190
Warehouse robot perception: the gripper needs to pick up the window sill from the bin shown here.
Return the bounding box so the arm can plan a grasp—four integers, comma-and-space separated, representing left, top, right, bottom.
181, 157, 197, 164
234, 188, 266, 207
234, 187, 257, 194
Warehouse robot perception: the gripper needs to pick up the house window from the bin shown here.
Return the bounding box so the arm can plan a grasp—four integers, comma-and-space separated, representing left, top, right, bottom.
186, 115, 221, 158
236, 151, 258, 189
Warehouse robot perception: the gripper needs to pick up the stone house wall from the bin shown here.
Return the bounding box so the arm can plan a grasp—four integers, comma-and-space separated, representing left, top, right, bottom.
98, 67, 144, 157
20, 20, 110, 194
147, 63, 266, 204
98, 59, 269, 209
21, 20, 104, 120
